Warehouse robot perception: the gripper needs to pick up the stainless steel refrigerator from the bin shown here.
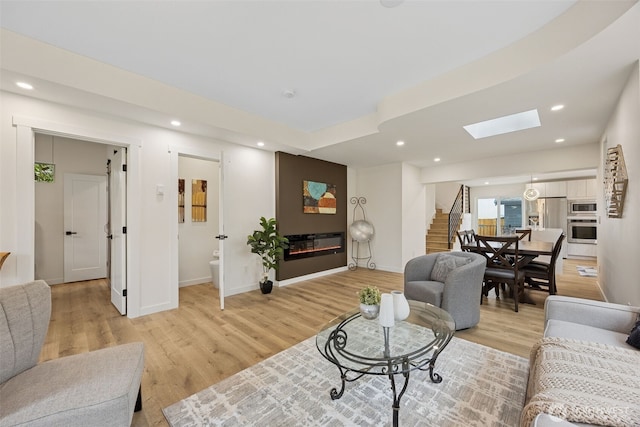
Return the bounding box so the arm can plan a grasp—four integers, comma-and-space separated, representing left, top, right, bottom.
527, 197, 567, 257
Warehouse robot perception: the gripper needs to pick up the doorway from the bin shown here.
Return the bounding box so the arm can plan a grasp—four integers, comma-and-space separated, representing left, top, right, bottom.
177, 155, 220, 289
477, 197, 523, 235
34, 134, 127, 314
169, 146, 225, 311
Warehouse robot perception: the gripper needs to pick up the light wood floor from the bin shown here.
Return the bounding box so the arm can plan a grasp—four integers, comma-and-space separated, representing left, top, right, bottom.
40, 258, 601, 427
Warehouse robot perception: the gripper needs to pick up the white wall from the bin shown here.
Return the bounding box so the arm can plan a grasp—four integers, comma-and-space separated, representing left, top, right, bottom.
598, 61, 640, 306
34, 134, 109, 284
356, 163, 403, 272
0, 91, 274, 317
424, 183, 436, 229
402, 163, 426, 266
421, 144, 600, 184
178, 156, 219, 287
435, 182, 461, 212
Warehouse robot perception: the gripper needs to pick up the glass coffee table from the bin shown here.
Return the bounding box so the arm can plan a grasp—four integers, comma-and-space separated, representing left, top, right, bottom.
316, 300, 455, 427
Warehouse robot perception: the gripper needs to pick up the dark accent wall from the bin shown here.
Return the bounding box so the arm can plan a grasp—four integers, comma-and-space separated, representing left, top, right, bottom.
275, 152, 347, 280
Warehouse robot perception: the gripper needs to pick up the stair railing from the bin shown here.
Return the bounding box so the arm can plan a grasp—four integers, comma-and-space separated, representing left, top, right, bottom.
448, 185, 464, 249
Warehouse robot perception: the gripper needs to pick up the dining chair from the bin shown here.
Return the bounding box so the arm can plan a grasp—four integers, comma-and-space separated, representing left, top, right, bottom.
456, 230, 469, 247
522, 233, 565, 295
475, 235, 526, 312
515, 229, 532, 241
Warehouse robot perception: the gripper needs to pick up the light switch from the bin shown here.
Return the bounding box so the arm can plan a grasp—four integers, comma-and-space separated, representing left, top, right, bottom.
156, 184, 165, 195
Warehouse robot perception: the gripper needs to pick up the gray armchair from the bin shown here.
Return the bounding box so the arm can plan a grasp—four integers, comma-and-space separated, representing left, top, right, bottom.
0, 280, 144, 427
404, 252, 486, 330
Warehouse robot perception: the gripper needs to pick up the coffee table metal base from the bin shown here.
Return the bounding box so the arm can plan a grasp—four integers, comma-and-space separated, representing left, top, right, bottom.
326, 325, 445, 427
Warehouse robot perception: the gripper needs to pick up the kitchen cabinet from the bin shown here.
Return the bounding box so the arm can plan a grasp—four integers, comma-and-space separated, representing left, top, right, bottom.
567, 242, 597, 258
566, 179, 597, 199
544, 181, 567, 197
525, 181, 566, 198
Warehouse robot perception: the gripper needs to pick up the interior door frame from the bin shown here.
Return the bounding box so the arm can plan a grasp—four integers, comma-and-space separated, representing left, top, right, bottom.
168, 145, 224, 310
12, 115, 143, 317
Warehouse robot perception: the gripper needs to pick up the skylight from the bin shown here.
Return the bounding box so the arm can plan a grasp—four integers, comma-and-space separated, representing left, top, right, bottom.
463, 109, 541, 139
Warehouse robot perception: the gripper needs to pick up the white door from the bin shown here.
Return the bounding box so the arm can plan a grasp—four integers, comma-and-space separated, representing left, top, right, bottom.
217, 154, 226, 310
63, 173, 107, 282
110, 148, 127, 315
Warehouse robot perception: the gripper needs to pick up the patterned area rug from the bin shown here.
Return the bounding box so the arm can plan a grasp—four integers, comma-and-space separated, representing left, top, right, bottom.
163, 336, 529, 427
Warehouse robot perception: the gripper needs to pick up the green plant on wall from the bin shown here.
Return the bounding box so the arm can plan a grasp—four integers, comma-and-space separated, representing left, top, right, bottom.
34, 163, 55, 183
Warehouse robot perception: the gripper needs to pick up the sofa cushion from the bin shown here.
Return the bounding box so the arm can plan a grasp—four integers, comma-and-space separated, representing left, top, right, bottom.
430, 254, 469, 282
627, 320, 640, 349
545, 319, 631, 348
0, 342, 144, 427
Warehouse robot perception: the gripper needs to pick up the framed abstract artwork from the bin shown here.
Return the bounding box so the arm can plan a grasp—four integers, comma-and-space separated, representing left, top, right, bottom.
303, 180, 336, 214
192, 179, 207, 222
178, 179, 185, 223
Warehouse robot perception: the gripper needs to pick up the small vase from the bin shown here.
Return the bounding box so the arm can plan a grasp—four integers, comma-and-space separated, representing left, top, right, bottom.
391, 290, 410, 321
359, 303, 380, 320
378, 293, 395, 327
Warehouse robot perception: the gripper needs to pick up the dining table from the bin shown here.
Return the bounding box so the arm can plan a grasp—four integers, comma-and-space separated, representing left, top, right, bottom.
461, 238, 555, 305
461, 239, 553, 267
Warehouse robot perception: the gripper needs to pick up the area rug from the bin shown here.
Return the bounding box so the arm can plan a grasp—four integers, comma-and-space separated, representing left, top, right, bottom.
163, 336, 529, 427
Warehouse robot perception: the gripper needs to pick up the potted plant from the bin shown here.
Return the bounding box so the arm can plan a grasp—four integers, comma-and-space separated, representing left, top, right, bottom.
247, 217, 289, 294
358, 285, 381, 319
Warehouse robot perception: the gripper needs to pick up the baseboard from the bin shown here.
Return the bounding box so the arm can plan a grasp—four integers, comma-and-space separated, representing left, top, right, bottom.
179, 277, 211, 288
277, 266, 349, 287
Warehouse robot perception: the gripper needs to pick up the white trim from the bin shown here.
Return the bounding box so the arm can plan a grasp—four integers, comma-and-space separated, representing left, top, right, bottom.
13, 116, 143, 318
179, 277, 212, 288
13, 115, 142, 147
277, 266, 349, 287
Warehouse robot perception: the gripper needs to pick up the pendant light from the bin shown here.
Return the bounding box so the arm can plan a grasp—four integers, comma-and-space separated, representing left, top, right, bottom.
523, 176, 540, 201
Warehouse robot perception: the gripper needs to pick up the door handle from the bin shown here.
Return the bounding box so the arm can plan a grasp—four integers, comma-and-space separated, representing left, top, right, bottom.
215, 234, 228, 240
65, 231, 78, 236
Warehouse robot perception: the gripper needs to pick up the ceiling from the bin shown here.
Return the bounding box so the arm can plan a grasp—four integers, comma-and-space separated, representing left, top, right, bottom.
1, 1, 639, 186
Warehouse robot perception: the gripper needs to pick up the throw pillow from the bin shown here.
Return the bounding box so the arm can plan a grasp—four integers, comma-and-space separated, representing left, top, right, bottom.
430, 254, 470, 282
627, 320, 640, 349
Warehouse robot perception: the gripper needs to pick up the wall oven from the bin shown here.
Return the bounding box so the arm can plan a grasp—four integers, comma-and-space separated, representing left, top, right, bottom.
568, 218, 597, 244
568, 200, 597, 215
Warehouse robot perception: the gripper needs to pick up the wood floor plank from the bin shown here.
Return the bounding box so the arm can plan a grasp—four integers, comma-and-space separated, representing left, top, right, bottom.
39, 257, 601, 426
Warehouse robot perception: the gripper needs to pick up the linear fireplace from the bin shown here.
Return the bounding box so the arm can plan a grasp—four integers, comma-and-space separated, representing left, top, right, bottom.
284, 232, 345, 261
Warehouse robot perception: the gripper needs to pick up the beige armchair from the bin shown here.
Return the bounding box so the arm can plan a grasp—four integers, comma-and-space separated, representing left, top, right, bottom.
0, 280, 144, 427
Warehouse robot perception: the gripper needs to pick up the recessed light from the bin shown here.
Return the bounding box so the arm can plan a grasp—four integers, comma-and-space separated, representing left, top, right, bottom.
170, 120, 181, 127
433, 157, 441, 162
257, 141, 265, 147
396, 141, 405, 146
555, 138, 565, 143
282, 89, 296, 99
463, 109, 540, 139
16, 82, 33, 90
484, 182, 490, 185
532, 177, 539, 181
551, 105, 564, 111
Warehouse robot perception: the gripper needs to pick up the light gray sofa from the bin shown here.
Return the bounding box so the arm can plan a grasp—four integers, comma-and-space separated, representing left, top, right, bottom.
404, 251, 486, 330
0, 280, 144, 427
527, 296, 640, 427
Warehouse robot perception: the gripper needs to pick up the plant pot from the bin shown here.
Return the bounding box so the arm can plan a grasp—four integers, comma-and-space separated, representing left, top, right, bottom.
260, 280, 273, 294
359, 303, 380, 320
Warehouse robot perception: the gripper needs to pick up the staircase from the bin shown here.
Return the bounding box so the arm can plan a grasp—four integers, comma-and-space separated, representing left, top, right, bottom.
425, 209, 456, 254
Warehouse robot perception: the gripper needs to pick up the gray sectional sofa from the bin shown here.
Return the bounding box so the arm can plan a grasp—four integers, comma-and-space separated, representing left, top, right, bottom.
0, 280, 144, 427
525, 296, 640, 427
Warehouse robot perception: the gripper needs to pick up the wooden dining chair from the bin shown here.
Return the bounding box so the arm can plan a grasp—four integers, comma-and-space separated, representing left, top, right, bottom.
515, 229, 532, 241
475, 235, 526, 312
522, 233, 565, 295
